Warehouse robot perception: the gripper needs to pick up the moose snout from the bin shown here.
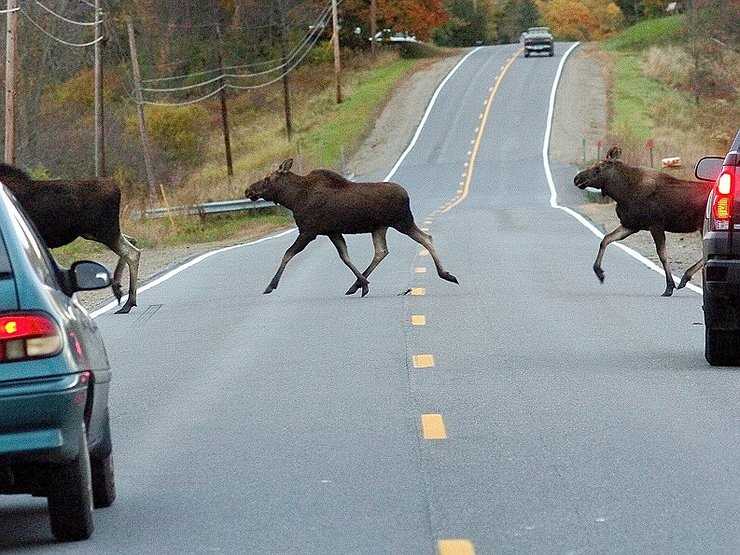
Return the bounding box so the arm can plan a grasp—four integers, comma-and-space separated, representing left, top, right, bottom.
574, 173, 588, 189
245, 187, 260, 202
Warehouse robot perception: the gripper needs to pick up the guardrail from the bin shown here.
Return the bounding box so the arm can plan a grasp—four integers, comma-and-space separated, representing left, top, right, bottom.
143, 198, 276, 220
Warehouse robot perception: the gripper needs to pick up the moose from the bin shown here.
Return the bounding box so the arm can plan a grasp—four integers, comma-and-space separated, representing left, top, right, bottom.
0, 164, 141, 314
245, 159, 459, 296
574, 146, 712, 296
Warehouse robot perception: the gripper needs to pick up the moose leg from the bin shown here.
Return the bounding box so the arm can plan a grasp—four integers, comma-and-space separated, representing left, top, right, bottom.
593, 225, 635, 283
328, 234, 370, 297
346, 228, 388, 295
402, 225, 458, 284
650, 229, 676, 297
678, 258, 704, 290
111, 257, 127, 304
264, 233, 315, 294
111, 234, 141, 314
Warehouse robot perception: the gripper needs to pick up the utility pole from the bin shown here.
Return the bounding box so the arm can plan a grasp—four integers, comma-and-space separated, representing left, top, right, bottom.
370, 0, 377, 56
331, 0, 342, 104
215, 24, 234, 178
94, 0, 105, 177
278, 0, 293, 141
4, 0, 18, 165
126, 18, 157, 202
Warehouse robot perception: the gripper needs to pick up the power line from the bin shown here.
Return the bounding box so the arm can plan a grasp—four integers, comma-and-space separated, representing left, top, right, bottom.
140, 3, 333, 85
140, 9, 330, 93
19, 8, 104, 47
33, 0, 102, 27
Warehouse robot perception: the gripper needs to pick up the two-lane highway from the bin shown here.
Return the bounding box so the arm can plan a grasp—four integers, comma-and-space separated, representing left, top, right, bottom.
1, 44, 737, 554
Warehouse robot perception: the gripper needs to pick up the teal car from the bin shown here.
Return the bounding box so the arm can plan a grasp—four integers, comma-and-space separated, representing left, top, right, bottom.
0, 185, 116, 541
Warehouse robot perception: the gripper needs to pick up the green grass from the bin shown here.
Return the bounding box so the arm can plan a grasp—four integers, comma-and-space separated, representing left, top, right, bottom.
604, 15, 684, 51
302, 59, 415, 167
610, 54, 683, 142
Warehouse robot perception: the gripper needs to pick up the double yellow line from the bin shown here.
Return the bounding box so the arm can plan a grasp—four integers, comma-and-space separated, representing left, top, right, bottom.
441, 49, 522, 214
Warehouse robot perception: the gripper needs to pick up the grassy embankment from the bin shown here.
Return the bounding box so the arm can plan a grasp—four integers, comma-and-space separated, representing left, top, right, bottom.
53, 51, 425, 265
603, 15, 738, 175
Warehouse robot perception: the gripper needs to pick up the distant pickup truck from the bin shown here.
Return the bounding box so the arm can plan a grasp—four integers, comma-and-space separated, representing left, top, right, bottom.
522, 27, 554, 57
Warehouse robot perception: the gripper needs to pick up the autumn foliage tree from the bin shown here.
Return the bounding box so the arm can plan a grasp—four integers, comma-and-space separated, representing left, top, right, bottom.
537, 0, 624, 40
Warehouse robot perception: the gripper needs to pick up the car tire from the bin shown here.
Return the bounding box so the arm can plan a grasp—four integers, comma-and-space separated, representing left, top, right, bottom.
47, 430, 94, 542
91, 453, 116, 509
90, 412, 116, 508
549, 48, 555, 57
705, 327, 740, 366
524, 51, 530, 58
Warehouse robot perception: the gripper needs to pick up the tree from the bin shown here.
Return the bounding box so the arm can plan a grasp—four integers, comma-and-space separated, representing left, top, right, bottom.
537, 0, 623, 40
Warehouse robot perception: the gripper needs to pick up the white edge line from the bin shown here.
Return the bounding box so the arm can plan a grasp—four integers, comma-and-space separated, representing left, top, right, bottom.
383, 46, 482, 182
93, 48, 483, 318
542, 42, 702, 296
90, 228, 298, 318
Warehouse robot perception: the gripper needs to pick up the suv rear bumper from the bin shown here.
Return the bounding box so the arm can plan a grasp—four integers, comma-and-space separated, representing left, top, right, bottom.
0, 374, 88, 465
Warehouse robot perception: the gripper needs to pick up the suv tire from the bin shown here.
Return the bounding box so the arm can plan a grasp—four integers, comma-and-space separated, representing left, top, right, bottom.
705, 326, 740, 366
47, 430, 94, 542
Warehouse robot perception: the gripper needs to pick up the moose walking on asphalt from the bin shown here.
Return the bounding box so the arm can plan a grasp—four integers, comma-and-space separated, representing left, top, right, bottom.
0, 165, 141, 314
245, 159, 459, 296
574, 146, 713, 296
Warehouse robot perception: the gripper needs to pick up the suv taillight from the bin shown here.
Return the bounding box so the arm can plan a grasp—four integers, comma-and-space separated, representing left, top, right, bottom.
0, 313, 62, 362
711, 171, 734, 231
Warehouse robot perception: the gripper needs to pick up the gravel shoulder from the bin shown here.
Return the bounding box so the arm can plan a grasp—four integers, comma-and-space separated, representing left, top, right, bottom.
551, 43, 704, 285
75, 53, 465, 311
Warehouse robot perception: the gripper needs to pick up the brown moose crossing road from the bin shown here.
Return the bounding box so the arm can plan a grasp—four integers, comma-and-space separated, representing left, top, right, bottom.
1, 44, 738, 554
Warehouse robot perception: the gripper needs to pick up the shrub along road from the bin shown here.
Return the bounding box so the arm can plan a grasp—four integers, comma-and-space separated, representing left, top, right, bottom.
1, 45, 737, 553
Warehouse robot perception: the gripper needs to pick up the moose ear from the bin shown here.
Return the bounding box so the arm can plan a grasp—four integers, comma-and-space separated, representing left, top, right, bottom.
278, 159, 294, 174
605, 145, 622, 161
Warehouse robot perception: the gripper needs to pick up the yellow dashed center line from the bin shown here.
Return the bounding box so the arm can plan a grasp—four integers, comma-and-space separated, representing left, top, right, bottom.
411, 287, 426, 296
413, 354, 435, 368
411, 315, 426, 326
421, 414, 447, 439
438, 539, 475, 555
415, 267, 427, 274
441, 49, 521, 214
419, 249, 429, 256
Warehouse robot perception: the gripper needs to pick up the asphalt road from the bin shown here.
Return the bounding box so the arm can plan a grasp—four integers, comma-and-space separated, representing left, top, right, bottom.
2, 44, 738, 554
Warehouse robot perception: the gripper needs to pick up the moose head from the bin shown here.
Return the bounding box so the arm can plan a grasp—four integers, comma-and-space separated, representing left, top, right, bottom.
574, 146, 623, 191
245, 159, 294, 202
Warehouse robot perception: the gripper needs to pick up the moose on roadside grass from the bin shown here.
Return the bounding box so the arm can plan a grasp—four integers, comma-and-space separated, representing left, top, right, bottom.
574, 146, 712, 297
0, 165, 141, 314
245, 159, 459, 296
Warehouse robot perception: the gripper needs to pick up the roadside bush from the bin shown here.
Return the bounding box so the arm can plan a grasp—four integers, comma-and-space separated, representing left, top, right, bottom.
398, 42, 445, 59
642, 46, 692, 89
127, 105, 208, 167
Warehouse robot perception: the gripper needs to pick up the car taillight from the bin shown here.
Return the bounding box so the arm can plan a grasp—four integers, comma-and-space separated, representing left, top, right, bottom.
711, 171, 734, 231
0, 313, 62, 362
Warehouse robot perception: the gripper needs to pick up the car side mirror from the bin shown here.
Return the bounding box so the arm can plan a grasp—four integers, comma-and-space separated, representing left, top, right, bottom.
695, 156, 724, 181
71, 261, 111, 292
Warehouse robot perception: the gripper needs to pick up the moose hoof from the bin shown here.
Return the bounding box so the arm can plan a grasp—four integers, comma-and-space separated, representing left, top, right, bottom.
441, 272, 459, 285
112, 285, 123, 304
263, 286, 275, 295
345, 283, 360, 296
661, 287, 675, 297
677, 276, 690, 290
115, 303, 135, 315
593, 266, 605, 283
361, 285, 370, 298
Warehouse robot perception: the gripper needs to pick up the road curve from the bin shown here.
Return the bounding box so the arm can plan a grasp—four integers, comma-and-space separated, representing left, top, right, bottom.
1, 44, 738, 554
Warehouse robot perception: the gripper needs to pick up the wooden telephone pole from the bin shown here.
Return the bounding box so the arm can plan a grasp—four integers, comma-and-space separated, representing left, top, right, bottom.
4, 0, 18, 165
126, 18, 157, 201
331, 0, 342, 104
277, 0, 293, 141
94, 0, 105, 177
215, 24, 234, 178
370, 0, 377, 56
